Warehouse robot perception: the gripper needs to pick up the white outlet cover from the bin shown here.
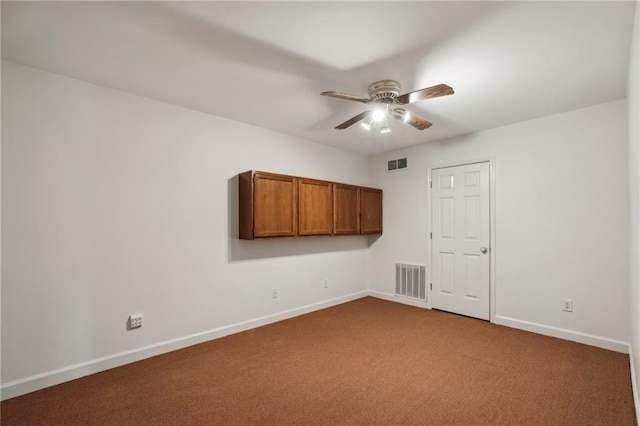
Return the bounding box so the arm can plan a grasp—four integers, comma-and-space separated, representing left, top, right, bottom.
129, 314, 143, 328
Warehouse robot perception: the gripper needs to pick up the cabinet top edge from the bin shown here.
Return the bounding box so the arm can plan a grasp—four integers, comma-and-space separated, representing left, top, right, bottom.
241, 170, 381, 192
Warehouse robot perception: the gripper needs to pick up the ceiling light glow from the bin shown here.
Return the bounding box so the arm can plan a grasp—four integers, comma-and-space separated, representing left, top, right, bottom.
372, 108, 385, 122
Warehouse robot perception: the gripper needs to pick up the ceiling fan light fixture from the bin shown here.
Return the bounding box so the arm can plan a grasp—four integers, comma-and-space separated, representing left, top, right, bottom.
372, 108, 386, 122
323, 80, 453, 132
380, 118, 391, 134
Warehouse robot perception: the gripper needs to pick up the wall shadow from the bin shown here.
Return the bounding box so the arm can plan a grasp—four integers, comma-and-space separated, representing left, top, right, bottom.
367, 234, 382, 248
227, 175, 370, 262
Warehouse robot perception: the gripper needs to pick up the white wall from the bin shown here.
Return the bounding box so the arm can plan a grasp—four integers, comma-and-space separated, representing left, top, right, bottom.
1, 61, 371, 397
1, 55, 635, 400
627, 0, 640, 412
368, 100, 630, 350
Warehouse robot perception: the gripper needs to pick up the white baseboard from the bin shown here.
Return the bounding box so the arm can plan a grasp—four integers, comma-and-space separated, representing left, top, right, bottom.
629, 347, 640, 424
1, 291, 368, 401
367, 290, 430, 309
494, 315, 629, 353
3, 291, 631, 401
367, 291, 629, 354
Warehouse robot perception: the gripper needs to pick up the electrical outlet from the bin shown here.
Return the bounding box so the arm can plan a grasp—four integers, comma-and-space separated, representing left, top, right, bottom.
129, 313, 143, 329
272, 288, 278, 298
324, 278, 328, 288
561, 298, 573, 312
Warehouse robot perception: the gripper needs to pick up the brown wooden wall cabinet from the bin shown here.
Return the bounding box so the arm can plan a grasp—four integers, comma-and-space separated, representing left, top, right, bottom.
253, 172, 297, 238
239, 170, 382, 240
333, 184, 360, 235
360, 187, 383, 234
299, 179, 333, 236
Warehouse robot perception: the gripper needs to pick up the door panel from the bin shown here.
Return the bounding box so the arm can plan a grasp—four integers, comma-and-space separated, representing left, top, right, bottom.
298, 179, 333, 236
440, 197, 455, 239
360, 188, 383, 234
439, 252, 455, 294
431, 162, 490, 320
464, 254, 480, 299
464, 196, 480, 239
333, 184, 359, 235
254, 173, 297, 238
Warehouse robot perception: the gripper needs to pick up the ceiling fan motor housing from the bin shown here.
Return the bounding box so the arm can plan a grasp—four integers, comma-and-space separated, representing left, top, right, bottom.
368, 80, 401, 103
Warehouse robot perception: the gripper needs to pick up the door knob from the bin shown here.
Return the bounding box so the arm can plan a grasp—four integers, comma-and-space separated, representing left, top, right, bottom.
480, 247, 488, 254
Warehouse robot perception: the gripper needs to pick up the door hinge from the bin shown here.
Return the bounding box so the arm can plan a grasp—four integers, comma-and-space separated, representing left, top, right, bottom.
430, 283, 432, 290
430, 181, 432, 189
430, 232, 432, 239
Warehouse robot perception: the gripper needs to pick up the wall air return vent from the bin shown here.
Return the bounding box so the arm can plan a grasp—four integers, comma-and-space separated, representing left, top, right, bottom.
387, 157, 408, 172
395, 263, 426, 301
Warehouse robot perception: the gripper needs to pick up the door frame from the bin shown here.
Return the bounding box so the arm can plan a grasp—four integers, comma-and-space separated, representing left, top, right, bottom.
426, 156, 497, 322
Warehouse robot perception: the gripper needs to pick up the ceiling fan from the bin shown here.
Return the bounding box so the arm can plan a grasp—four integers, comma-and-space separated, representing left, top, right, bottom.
321, 80, 454, 133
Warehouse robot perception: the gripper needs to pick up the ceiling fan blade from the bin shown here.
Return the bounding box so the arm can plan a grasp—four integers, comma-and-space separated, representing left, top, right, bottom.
396, 84, 454, 105
335, 111, 372, 129
321, 91, 371, 103
393, 109, 432, 130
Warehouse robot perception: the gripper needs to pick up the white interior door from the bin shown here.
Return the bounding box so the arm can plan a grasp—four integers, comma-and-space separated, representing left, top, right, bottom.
431, 162, 490, 320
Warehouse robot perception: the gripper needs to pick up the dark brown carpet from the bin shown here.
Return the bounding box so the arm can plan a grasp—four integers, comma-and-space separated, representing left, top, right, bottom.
1, 297, 635, 425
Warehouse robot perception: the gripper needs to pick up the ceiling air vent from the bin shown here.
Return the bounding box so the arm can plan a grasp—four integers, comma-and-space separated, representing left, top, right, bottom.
387, 157, 408, 172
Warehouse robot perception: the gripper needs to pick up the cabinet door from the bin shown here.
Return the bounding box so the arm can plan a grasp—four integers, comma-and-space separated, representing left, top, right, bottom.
333, 184, 359, 235
253, 173, 298, 238
360, 188, 383, 234
298, 179, 333, 236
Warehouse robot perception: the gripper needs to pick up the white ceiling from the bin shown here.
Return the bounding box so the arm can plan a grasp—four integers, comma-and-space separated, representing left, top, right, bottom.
2, 1, 636, 156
